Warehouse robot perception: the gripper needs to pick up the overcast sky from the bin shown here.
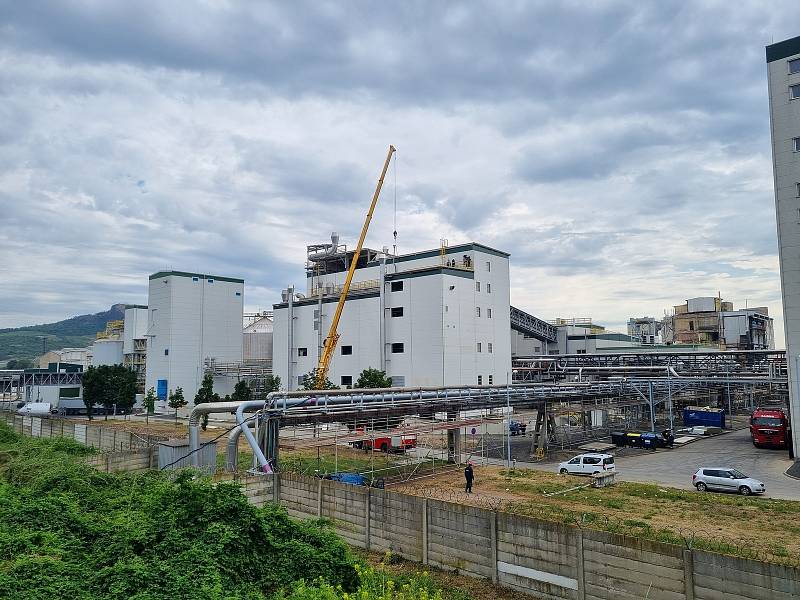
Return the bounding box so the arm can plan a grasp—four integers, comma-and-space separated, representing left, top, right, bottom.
1, 2, 798, 346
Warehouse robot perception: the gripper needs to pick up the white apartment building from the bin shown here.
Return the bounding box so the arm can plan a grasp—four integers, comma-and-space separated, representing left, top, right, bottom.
144, 271, 244, 407
272, 239, 512, 390
767, 35, 800, 458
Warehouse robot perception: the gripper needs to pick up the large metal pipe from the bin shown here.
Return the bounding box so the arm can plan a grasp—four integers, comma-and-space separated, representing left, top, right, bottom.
226, 419, 257, 472
236, 400, 272, 472
188, 401, 242, 468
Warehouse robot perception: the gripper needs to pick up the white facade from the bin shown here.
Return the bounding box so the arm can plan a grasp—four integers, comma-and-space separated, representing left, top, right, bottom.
244, 313, 274, 361
273, 242, 512, 390
144, 271, 244, 407
767, 36, 800, 457
123, 305, 149, 354
38, 348, 91, 369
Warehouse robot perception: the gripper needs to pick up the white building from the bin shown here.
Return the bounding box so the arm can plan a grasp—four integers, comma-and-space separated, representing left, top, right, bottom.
144, 271, 244, 407
244, 312, 274, 361
123, 304, 149, 389
38, 348, 91, 369
273, 239, 512, 390
767, 35, 800, 458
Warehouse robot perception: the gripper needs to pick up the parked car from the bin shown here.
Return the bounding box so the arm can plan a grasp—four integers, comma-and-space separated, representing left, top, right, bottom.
558, 453, 616, 476
692, 468, 765, 496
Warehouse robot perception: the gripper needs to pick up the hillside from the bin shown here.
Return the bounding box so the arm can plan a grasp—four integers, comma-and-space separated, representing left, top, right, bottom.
0, 304, 125, 364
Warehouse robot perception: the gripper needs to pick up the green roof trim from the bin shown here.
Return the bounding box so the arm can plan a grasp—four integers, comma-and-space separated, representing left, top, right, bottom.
387, 242, 510, 263
766, 36, 800, 63
124, 304, 148, 310
149, 271, 244, 284
273, 291, 380, 309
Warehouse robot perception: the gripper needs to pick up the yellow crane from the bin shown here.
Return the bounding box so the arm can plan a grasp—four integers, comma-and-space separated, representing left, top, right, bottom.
315, 144, 396, 389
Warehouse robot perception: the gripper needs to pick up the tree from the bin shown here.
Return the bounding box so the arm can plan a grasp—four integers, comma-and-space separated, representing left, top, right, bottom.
168, 387, 187, 425
261, 374, 282, 394
355, 368, 393, 389
300, 368, 338, 391
108, 365, 137, 416
81, 365, 104, 421
143, 387, 157, 425
231, 380, 252, 403
194, 373, 215, 430
6, 358, 34, 370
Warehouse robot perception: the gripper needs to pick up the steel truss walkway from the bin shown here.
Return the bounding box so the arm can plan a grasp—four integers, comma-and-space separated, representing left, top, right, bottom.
510, 305, 558, 343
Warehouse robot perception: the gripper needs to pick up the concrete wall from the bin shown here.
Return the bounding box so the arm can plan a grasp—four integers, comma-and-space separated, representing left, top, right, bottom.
0, 411, 164, 452
86, 447, 157, 473
236, 474, 799, 600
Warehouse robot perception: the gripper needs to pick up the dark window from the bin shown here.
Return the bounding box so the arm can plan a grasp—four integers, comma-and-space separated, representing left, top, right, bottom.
235, 292, 241, 296
582, 457, 601, 465
790, 58, 800, 74
689, 321, 694, 331
298, 375, 305, 386
791, 84, 800, 100
391, 375, 405, 386
391, 307, 404, 317
752, 417, 783, 426
341, 375, 352, 387
341, 345, 353, 355
192, 277, 199, 281
603, 457, 614, 465
208, 279, 214, 283
391, 343, 404, 353
298, 348, 308, 357
488, 374, 493, 384
391, 281, 403, 292
794, 137, 800, 152
487, 283, 492, 293
568, 457, 580, 464
477, 375, 483, 385
164, 349, 169, 356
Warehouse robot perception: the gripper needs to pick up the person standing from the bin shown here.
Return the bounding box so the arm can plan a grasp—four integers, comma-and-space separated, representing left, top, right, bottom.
464, 462, 474, 493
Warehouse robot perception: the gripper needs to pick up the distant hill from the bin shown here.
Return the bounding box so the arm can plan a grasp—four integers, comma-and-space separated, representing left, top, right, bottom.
0, 304, 126, 364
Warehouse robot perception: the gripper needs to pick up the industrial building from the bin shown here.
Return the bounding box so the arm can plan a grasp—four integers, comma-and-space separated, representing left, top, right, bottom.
510, 317, 637, 356
627, 317, 662, 345
273, 237, 513, 390
144, 271, 244, 407
662, 296, 774, 350
122, 304, 149, 389
767, 34, 800, 460
37, 348, 91, 369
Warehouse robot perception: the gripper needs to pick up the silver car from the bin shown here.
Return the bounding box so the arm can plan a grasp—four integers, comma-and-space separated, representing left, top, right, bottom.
692, 467, 765, 496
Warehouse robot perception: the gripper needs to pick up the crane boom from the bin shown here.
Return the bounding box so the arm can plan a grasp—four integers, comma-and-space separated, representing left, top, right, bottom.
315, 145, 396, 388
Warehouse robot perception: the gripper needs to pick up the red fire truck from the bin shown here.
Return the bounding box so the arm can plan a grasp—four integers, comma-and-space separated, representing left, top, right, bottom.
351, 429, 417, 453
750, 408, 790, 448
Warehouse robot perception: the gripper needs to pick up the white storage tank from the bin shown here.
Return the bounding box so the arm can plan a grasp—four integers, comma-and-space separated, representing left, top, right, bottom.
91, 339, 124, 366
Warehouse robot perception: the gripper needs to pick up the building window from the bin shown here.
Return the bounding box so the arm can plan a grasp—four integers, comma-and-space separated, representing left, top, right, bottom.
164, 349, 169, 356
790, 58, 800, 74
794, 137, 800, 152
487, 308, 493, 318
792, 84, 800, 100
476, 307, 481, 317
313, 309, 320, 318
235, 292, 241, 296
391, 375, 405, 387
208, 279, 214, 283
486, 261, 491, 272
341, 375, 352, 388
391, 281, 403, 292
488, 375, 493, 384
477, 375, 483, 385
477, 342, 482, 352
577, 349, 586, 354
476, 281, 481, 292
391, 343, 404, 353
298, 347, 308, 357
298, 375, 305, 386
341, 345, 353, 355
796, 182, 800, 197
391, 307, 404, 317
487, 283, 491, 294
313, 321, 319, 331
688, 321, 694, 332
192, 277, 199, 281
488, 343, 493, 353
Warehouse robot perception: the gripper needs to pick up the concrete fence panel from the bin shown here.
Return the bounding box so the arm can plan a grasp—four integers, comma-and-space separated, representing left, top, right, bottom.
427, 499, 494, 579
368, 488, 424, 562
279, 473, 319, 520
692, 549, 800, 600
497, 513, 579, 600
30, 417, 42, 437
320, 479, 369, 548
582, 530, 686, 600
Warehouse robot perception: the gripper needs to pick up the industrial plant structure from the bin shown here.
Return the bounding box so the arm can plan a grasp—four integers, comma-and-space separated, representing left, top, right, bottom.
144, 271, 244, 406
767, 34, 800, 460
273, 237, 513, 390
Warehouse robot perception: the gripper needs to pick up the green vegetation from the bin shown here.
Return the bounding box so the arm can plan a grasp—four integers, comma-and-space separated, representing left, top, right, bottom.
168, 387, 187, 423
81, 364, 138, 420
194, 373, 221, 430
4, 358, 34, 369
301, 369, 339, 390
0, 304, 124, 362
0, 423, 480, 599
355, 368, 393, 389
143, 387, 157, 425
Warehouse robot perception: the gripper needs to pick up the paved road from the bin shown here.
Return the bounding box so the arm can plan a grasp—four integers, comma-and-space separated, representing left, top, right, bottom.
614, 428, 800, 500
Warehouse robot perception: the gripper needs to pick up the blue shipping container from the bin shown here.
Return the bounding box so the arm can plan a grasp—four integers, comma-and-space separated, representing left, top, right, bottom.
683, 407, 725, 428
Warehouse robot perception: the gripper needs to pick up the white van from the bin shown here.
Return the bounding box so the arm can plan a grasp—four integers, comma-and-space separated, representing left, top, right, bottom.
558, 453, 616, 476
